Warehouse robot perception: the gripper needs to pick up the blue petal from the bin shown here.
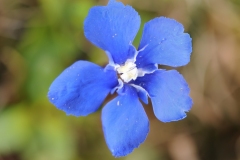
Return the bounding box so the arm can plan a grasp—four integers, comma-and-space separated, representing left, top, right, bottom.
130, 84, 149, 104
134, 70, 192, 122
136, 17, 192, 68
102, 85, 149, 157
48, 61, 118, 116
84, 0, 140, 65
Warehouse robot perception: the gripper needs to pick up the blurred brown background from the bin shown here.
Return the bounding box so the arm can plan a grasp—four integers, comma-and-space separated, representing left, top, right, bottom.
1, 0, 240, 160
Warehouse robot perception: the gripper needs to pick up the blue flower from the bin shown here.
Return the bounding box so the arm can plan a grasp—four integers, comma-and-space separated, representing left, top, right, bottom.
48, 0, 192, 157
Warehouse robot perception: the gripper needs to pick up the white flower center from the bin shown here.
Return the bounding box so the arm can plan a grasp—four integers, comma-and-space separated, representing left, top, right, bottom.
116, 60, 138, 83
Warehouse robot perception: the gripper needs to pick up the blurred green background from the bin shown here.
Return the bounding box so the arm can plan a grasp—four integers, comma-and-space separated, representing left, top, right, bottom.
1, 0, 240, 159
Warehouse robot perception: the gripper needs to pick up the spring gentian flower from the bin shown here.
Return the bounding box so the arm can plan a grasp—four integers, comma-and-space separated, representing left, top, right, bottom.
48, 0, 192, 157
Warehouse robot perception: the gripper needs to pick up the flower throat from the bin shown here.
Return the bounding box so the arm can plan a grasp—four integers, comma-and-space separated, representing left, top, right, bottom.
116, 60, 138, 83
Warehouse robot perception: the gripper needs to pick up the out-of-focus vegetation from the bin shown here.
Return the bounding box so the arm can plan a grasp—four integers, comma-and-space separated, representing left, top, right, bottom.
1, 0, 240, 159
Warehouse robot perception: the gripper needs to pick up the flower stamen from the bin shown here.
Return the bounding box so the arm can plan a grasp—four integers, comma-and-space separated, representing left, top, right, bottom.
116, 60, 138, 83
